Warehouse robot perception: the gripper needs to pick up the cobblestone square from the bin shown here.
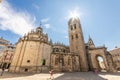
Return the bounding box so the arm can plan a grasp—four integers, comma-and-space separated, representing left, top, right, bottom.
0, 70, 120, 80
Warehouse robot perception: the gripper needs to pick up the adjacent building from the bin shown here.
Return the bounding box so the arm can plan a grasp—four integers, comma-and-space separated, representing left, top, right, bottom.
109, 48, 120, 70
0, 37, 15, 69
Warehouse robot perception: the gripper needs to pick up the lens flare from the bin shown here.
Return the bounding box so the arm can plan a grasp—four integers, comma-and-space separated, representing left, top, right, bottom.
69, 8, 80, 19
70, 10, 79, 18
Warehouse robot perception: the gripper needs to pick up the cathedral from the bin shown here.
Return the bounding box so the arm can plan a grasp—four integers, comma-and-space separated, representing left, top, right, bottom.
9, 17, 117, 73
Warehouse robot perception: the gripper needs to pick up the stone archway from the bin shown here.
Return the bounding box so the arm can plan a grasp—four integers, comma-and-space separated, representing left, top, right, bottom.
88, 48, 109, 72
96, 55, 106, 71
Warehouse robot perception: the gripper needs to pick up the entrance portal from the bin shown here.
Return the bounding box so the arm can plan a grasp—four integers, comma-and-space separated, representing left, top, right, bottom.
97, 56, 106, 71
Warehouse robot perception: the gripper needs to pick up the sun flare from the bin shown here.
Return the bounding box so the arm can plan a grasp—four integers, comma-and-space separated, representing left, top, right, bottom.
69, 9, 80, 18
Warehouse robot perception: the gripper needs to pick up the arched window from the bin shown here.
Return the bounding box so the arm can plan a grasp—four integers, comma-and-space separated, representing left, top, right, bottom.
55, 57, 59, 65
53, 48, 55, 52
74, 24, 76, 29
63, 49, 65, 53
76, 34, 78, 38
56, 48, 59, 52
71, 25, 73, 30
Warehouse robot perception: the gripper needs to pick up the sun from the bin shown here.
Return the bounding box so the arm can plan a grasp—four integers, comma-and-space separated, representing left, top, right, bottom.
69, 9, 80, 18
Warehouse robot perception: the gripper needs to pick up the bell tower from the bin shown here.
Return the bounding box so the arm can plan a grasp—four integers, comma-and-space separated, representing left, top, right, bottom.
87, 36, 95, 48
68, 17, 88, 71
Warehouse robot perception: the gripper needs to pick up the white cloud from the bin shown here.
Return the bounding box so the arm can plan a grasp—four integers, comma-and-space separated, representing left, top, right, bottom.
44, 24, 50, 29
41, 18, 51, 29
0, 1, 36, 36
41, 18, 50, 23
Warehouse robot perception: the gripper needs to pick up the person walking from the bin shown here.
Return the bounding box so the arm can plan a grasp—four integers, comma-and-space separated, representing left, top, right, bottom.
49, 70, 54, 80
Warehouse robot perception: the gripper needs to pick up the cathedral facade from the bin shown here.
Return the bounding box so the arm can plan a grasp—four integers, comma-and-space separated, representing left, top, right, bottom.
9, 17, 116, 73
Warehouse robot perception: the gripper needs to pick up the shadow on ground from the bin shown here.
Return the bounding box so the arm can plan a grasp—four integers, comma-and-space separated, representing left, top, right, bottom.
54, 72, 108, 80
0, 69, 51, 79
0, 71, 36, 79
0, 70, 120, 80
99, 71, 120, 76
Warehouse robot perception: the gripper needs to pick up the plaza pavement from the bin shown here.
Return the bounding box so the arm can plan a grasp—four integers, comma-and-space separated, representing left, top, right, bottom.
0, 69, 120, 80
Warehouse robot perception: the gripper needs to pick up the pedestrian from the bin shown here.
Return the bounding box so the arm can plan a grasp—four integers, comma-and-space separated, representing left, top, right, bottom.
1, 67, 5, 76
49, 70, 54, 80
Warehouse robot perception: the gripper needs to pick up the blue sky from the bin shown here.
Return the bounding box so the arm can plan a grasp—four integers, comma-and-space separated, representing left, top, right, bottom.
0, 0, 120, 50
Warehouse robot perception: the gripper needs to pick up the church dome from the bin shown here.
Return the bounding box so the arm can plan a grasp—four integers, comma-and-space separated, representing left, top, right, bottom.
36, 27, 42, 30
